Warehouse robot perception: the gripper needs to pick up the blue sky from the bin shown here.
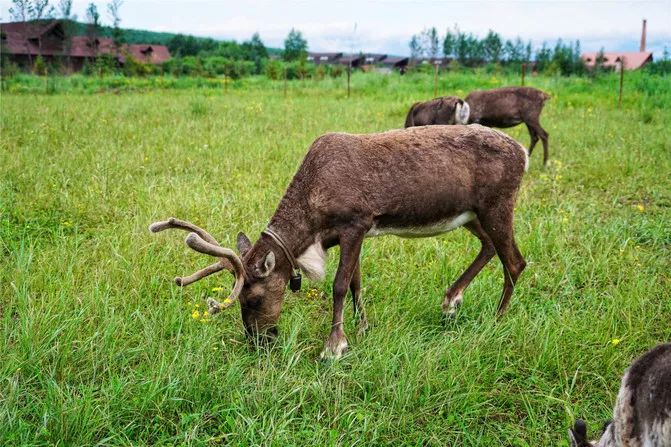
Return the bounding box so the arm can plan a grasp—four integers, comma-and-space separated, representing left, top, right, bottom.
3, 1, 670, 57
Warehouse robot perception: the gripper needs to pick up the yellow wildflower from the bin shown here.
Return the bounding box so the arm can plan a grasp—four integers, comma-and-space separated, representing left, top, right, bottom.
223, 297, 233, 306
191, 310, 200, 319
611, 338, 621, 346
636, 204, 645, 212
211, 286, 224, 293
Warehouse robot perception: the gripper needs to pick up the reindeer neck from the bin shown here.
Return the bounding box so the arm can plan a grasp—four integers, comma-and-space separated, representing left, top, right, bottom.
265, 187, 317, 260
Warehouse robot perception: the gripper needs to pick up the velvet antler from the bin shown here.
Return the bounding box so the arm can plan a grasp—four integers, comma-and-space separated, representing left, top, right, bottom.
149, 217, 245, 313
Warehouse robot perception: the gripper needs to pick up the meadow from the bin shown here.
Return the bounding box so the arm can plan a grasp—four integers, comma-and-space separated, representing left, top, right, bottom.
1, 70, 670, 446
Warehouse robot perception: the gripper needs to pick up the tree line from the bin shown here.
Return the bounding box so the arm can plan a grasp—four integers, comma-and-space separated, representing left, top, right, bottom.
409, 26, 585, 75
6, 1, 668, 79
164, 28, 310, 78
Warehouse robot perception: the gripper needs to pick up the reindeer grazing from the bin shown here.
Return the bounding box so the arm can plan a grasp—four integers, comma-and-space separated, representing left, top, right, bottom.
569, 343, 671, 447
404, 96, 471, 127
405, 87, 551, 165
150, 124, 528, 360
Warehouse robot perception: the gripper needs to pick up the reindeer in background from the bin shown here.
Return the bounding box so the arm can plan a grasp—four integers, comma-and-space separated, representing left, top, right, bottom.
405, 87, 551, 165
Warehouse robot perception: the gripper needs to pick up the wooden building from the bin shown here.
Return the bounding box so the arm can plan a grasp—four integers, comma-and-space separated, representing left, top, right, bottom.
1, 20, 171, 71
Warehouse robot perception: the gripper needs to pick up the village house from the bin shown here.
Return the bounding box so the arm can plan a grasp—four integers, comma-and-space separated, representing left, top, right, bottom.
581, 20, 653, 71
306, 51, 408, 72
0, 20, 171, 72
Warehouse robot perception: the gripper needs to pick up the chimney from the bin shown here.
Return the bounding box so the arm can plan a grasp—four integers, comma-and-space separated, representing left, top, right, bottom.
640, 19, 647, 52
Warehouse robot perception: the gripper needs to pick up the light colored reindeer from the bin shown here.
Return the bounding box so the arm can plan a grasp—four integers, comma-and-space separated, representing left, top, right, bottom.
569, 343, 671, 447
150, 124, 528, 359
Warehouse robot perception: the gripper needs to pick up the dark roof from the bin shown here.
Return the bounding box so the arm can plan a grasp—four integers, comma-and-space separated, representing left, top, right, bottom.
122, 44, 171, 64
1, 20, 66, 55
306, 52, 343, 64
1, 19, 60, 39
338, 54, 364, 65
362, 53, 387, 63
381, 56, 409, 67
69, 36, 117, 57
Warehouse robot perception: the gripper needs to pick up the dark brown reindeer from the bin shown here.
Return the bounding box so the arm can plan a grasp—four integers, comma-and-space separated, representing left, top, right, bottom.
150, 124, 528, 360
405, 87, 551, 165
404, 96, 470, 127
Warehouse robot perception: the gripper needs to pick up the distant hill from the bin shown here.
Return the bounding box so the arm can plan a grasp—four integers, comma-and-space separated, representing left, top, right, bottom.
67, 20, 281, 53
69, 20, 183, 45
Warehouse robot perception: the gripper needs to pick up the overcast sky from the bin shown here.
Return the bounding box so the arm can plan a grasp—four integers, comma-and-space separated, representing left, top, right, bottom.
3, 0, 670, 57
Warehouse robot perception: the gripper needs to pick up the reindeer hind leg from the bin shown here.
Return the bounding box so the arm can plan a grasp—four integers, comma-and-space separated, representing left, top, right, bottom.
442, 219, 496, 317
478, 203, 526, 316
525, 122, 539, 156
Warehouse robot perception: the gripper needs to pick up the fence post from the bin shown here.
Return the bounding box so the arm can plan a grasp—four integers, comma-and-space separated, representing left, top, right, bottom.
434, 62, 439, 97
521, 63, 526, 86
347, 64, 351, 98
618, 58, 625, 107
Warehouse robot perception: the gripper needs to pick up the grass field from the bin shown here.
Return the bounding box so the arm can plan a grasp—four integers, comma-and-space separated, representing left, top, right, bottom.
1, 71, 670, 446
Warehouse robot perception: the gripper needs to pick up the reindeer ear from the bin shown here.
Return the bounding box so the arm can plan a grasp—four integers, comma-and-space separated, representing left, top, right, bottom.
258, 251, 275, 277
574, 420, 588, 438
569, 420, 589, 447
237, 232, 252, 255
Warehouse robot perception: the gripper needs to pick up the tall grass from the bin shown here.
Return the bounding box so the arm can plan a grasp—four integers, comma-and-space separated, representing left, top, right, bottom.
1, 72, 669, 445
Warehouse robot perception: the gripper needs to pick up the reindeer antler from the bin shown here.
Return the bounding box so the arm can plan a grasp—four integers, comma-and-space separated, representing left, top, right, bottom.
149, 217, 245, 314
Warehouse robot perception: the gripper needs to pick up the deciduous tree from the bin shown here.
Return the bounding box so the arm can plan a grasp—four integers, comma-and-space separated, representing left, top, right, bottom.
283, 28, 307, 61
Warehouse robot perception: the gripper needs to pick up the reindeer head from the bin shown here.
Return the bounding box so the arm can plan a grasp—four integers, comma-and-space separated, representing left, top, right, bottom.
234, 231, 290, 340
436, 96, 470, 125
149, 218, 290, 342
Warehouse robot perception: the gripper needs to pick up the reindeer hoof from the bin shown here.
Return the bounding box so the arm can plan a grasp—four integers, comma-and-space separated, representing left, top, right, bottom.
442, 292, 463, 318
319, 336, 348, 361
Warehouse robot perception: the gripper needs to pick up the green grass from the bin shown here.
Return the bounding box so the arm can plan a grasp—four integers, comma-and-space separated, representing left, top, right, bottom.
1, 71, 670, 446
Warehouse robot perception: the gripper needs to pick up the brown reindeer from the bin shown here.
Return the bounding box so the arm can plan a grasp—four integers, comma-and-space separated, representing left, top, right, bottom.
405, 87, 551, 165
404, 96, 470, 127
150, 124, 528, 360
